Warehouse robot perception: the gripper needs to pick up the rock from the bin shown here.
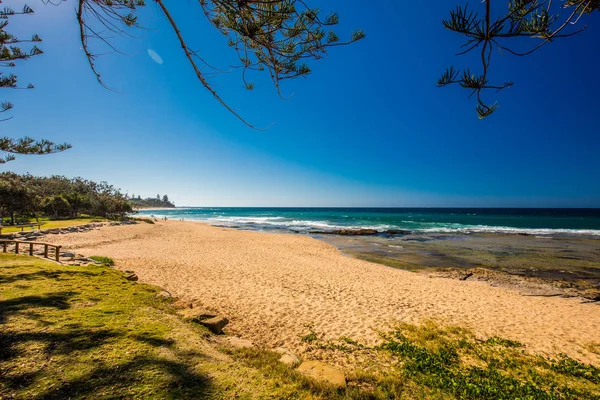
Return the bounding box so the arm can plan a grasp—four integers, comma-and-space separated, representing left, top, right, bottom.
200, 316, 229, 334
225, 336, 254, 348
313, 229, 378, 236
297, 360, 346, 387
156, 290, 172, 299
124, 271, 138, 281
279, 353, 301, 367
61, 252, 75, 258
275, 348, 301, 367
178, 308, 216, 322
173, 299, 194, 309
383, 229, 411, 235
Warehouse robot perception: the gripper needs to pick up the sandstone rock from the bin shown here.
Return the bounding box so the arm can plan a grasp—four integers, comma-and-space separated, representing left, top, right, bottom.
297, 360, 346, 387
225, 336, 254, 348
124, 271, 138, 281
173, 299, 194, 309
274, 347, 301, 367
200, 316, 229, 334
279, 353, 301, 367
156, 290, 172, 299
178, 308, 216, 322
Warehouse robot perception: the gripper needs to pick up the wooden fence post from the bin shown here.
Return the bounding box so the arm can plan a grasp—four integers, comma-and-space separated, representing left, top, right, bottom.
15, 242, 19, 254
2, 242, 6, 253
55, 246, 61, 262
44, 244, 48, 258
29, 243, 33, 256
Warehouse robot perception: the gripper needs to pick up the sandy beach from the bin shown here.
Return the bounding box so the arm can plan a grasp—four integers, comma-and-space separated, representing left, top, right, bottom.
57, 221, 600, 365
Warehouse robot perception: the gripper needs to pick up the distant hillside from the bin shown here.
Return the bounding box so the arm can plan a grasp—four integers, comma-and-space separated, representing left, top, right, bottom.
129, 196, 175, 209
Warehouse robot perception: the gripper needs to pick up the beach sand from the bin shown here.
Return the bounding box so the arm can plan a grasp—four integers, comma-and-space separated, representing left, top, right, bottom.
57, 221, 600, 365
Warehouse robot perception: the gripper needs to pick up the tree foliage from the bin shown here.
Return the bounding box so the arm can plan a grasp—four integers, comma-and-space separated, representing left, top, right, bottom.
0, 4, 71, 163
0, 0, 363, 163
439, 0, 599, 118
0, 172, 133, 224
77, 0, 365, 128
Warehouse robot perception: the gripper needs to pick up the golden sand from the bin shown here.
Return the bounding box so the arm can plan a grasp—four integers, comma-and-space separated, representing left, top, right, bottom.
58, 221, 600, 364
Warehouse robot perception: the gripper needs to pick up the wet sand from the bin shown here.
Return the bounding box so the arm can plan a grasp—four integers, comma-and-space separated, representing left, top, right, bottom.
57, 221, 600, 365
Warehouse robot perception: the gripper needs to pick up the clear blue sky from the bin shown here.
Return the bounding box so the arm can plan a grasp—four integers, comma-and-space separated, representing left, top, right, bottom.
3, 0, 599, 207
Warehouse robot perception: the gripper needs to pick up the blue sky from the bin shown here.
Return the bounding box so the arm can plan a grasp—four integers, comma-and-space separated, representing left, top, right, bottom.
2, 0, 599, 207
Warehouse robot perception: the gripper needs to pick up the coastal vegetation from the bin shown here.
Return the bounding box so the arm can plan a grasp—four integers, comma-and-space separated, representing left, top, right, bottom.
1, 253, 598, 399
129, 194, 175, 209
0, 173, 132, 225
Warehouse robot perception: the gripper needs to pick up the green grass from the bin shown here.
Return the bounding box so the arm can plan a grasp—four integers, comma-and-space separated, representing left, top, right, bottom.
89, 256, 115, 266
0, 254, 341, 399
1, 218, 105, 234
1, 254, 599, 399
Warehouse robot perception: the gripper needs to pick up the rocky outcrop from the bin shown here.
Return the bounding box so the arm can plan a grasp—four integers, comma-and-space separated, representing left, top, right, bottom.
310, 228, 411, 236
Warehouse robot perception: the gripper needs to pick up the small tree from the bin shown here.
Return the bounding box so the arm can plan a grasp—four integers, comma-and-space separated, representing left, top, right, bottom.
42, 195, 71, 220
0, 180, 31, 224
162, 194, 169, 203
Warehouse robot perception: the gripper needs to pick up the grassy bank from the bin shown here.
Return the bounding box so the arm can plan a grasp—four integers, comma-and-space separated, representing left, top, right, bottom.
0, 254, 320, 399
1, 254, 598, 399
0, 218, 106, 234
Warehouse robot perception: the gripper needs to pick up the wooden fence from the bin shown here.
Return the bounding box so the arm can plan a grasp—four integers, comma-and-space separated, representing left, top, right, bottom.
1, 240, 62, 262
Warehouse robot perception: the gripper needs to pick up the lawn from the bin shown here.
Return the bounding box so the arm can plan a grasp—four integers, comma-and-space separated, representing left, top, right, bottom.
0, 218, 106, 234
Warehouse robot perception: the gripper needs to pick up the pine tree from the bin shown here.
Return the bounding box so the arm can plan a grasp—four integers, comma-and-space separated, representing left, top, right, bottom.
76, 0, 365, 128
439, 0, 599, 118
162, 194, 169, 203
0, 5, 71, 163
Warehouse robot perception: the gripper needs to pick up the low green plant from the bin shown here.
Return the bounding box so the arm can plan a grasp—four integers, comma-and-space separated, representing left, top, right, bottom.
551, 354, 600, 384
89, 255, 115, 266
300, 327, 319, 343
484, 336, 524, 348
378, 324, 600, 399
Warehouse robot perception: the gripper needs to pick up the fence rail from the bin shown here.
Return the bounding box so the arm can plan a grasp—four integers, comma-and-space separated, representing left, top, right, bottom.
0, 240, 62, 262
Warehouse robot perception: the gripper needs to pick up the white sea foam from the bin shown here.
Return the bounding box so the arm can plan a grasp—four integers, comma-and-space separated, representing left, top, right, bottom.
136, 211, 600, 237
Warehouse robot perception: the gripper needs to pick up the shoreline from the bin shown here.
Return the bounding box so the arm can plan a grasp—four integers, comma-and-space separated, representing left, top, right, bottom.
55, 220, 600, 366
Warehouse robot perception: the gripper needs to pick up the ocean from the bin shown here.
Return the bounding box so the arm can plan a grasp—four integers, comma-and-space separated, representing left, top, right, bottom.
136, 208, 600, 237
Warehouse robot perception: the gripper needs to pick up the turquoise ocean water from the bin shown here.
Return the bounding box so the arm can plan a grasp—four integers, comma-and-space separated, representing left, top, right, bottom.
136, 208, 600, 237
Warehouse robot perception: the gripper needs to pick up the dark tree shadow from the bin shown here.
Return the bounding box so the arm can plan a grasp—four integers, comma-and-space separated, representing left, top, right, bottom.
39, 356, 214, 399
0, 271, 216, 399
0, 292, 75, 324
0, 269, 97, 285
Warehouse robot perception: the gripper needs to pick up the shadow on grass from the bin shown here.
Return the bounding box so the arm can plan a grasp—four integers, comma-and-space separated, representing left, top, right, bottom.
0, 269, 97, 285
39, 356, 212, 400
0, 292, 74, 324
0, 268, 215, 399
